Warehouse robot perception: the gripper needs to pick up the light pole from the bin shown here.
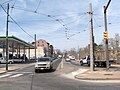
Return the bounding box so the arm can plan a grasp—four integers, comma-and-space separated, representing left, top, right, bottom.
6, 3, 9, 71
34, 34, 36, 60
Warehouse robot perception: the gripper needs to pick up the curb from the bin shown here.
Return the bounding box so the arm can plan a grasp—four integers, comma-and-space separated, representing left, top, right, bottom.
74, 75, 120, 80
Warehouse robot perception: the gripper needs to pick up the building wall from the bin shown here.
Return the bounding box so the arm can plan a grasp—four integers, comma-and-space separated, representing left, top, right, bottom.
26, 39, 49, 58
36, 39, 48, 48
27, 46, 45, 58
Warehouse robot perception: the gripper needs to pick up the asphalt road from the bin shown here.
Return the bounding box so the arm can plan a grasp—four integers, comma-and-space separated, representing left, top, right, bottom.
0, 63, 14, 68
0, 59, 120, 90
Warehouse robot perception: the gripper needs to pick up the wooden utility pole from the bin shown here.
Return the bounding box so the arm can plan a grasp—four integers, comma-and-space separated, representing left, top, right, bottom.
6, 3, 9, 71
89, 3, 94, 71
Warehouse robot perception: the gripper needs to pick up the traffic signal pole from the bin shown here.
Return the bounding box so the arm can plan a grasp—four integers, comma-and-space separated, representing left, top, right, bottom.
104, 0, 111, 70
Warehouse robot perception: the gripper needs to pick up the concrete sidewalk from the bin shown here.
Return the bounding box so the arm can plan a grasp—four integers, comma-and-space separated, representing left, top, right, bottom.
0, 63, 35, 74
75, 64, 120, 80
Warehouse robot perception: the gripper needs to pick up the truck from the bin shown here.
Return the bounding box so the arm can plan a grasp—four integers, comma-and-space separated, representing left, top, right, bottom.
79, 55, 115, 67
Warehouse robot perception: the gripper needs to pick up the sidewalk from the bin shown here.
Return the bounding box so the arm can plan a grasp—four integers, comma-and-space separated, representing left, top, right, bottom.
0, 62, 35, 74
75, 64, 120, 80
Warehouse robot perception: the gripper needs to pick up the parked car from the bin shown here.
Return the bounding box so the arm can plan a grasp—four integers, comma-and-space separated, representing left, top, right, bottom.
0, 57, 14, 64
12, 58, 25, 63
79, 55, 95, 66
35, 57, 53, 72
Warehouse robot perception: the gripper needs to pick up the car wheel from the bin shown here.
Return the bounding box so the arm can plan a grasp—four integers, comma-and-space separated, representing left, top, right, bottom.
80, 61, 83, 66
50, 65, 53, 71
35, 69, 38, 73
9, 61, 12, 64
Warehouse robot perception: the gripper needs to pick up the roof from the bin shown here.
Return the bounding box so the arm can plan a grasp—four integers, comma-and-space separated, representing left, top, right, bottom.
0, 36, 35, 49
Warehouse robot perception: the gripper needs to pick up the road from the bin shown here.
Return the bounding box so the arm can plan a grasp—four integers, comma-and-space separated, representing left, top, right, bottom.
0, 59, 120, 90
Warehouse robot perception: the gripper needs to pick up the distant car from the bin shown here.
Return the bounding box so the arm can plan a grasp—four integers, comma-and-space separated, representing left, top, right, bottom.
0, 57, 14, 64
35, 57, 53, 72
70, 57, 75, 60
65, 58, 71, 62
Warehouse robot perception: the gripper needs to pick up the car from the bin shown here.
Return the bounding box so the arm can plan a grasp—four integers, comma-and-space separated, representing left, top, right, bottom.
35, 57, 53, 72
12, 58, 25, 63
0, 57, 14, 64
79, 55, 96, 66
65, 58, 71, 62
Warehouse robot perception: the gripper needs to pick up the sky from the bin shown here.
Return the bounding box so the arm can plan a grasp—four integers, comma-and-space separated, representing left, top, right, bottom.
0, 0, 120, 51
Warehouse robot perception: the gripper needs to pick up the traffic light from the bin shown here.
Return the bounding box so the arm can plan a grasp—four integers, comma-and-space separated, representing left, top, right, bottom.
104, 31, 108, 39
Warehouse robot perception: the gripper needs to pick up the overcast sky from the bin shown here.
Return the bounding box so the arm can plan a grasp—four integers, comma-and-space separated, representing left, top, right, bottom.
0, 0, 120, 51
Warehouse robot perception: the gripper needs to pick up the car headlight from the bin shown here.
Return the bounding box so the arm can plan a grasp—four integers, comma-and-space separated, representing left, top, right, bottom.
35, 64, 38, 67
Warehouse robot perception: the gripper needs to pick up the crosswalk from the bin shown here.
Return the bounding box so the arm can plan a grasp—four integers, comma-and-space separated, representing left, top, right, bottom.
0, 72, 34, 79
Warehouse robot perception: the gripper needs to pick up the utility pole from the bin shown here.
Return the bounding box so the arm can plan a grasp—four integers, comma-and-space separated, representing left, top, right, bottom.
35, 34, 37, 60
6, 3, 9, 71
89, 3, 94, 71
104, 0, 111, 70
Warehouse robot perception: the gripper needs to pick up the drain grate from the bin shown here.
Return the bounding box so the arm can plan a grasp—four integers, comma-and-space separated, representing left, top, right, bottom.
104, 74, 113, 75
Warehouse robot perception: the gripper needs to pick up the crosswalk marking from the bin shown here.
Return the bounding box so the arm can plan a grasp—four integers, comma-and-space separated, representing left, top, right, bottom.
0, 72, 32, 79
8, 72, 33, 74
9, 74, 23, 78
0, 74, 12, 78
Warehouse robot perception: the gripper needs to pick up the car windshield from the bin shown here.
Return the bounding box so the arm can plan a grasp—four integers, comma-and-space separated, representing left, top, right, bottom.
37, 58, 50, 62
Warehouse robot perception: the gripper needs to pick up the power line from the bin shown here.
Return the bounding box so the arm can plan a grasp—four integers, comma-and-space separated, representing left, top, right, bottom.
34, 0, 42, 12
67, 30, 86, 40
10, 4, 90, 40
10, 0, 16, 14
11, 6, 67, 27
1, 0, 13, 5
0, 4, 34, 40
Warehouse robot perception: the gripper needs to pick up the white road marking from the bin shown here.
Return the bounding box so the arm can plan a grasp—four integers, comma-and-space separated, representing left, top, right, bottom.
8, 72, 33, 74
0, 74, 12, 78
10, 74, 23, 78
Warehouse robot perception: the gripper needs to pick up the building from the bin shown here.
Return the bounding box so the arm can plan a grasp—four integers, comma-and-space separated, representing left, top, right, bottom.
28, 39, 49, 58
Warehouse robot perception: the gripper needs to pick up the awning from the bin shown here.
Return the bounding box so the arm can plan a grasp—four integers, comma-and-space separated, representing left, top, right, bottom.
0, 36, 35, 49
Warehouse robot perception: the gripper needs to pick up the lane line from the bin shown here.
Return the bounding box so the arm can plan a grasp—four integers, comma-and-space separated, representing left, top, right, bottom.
0, 74, 12, 78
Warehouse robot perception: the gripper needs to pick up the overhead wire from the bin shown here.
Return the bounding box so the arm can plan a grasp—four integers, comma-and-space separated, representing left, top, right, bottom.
63, 13, 88, 26
10, 4, 91, 40
0, 4, 34, 40
10, 5, 72, 40
10, 0, 16, 14
11, 6, 68, 29
65, 12, 89, 40
34, 0, 42, 12
1, 0, 13, 5
11, 5, 72, 39
67, 30, 86, 40
93, 15, 103, 28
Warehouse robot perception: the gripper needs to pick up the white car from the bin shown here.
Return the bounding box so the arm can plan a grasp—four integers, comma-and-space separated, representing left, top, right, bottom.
0, 57, 14, 64
12, 58, 25, 63
35, 57, 53, 72
65, 58, 71, 62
